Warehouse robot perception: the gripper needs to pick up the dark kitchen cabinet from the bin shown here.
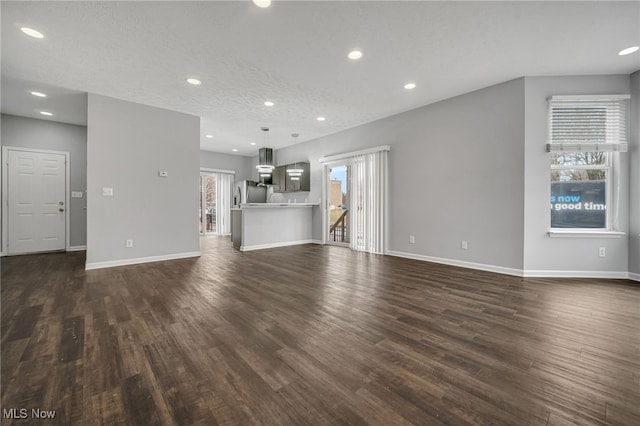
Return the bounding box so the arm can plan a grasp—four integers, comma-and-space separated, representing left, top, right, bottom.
272, 165, 286, 192
273, 162, 310, 193
285, 162, 310, 192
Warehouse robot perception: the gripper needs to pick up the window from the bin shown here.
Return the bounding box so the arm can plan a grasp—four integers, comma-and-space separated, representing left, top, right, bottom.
548, 95, 629, 230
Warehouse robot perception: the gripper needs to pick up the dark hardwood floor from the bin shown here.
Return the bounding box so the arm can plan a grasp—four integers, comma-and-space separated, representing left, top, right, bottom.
2, 237, 639, 425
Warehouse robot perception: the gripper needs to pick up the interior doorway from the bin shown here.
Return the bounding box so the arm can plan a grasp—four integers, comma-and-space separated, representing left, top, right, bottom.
2, 147, 69, 255
327, 164, 350, 246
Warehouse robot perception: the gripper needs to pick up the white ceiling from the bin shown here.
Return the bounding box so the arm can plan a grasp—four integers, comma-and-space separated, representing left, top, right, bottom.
2, 1, 639, 156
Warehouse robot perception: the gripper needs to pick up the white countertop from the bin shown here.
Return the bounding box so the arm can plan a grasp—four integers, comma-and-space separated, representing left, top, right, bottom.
234, 203, 319, 209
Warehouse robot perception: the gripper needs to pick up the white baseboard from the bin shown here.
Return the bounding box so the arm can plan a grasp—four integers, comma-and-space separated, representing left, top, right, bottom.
386, 250, 635, 280
312, 239, 324, 245
241, 239, 314, 251
386, 250, 523, 277
522, 270, 630, 279
85, 251, 201, 270
68, 245, 87, 251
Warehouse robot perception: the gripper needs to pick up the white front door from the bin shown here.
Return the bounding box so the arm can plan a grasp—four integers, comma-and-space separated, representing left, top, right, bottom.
7, 150, 66, 254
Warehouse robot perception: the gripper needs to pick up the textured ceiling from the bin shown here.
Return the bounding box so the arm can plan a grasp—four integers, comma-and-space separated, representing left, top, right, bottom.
2, 1, 639, 156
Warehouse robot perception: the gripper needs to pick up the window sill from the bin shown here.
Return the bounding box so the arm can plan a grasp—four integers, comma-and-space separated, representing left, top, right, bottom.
547, 230, 625, 239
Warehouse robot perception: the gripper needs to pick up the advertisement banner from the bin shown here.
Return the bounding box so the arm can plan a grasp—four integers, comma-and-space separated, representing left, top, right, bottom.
550, 180, 606, 228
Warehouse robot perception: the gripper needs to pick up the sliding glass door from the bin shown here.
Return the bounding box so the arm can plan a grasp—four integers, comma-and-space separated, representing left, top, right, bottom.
326, 164, 350, 246
322, 147, 389, 253
199, 174, 217, 235
199, 171, 233, 236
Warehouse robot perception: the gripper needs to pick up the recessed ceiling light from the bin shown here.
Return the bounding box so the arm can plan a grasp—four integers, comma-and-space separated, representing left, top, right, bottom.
250, 142, 257, 146
618, 46, 639, 56
186, 78, 202, 85
40, 111, 53, 116
317, 116, 326, 121
253, 0, 271, 8
404, 82, 417, 90
348, 50, 363, 60
264, 101, 275, 107
205, 134, 213, 138
30, 91, 47, 98
232, 148, 239, 152
21, 27, 44, 39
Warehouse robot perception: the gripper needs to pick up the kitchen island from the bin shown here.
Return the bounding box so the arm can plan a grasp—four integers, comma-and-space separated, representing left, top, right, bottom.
231, 203, 319, 251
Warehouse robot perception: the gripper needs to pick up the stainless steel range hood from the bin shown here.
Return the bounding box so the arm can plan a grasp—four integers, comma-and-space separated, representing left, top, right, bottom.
257, 147, 274, 170
256, 147, 274, 185
256, 127, 274, 185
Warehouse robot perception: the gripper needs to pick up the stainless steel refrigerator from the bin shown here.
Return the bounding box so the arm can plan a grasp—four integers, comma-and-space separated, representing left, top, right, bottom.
233, 180, 266, 207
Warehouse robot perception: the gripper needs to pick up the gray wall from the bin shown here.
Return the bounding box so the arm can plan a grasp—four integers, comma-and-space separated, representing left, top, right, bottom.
200, 150, 253, 181
630, 71, 640, 276
86, 94, 200, 267
1, 113, 87, 247
523, 75, 631, 274
274, 78, 526, 270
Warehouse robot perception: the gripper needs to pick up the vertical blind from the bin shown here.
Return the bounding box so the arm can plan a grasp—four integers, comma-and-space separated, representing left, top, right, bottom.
349, 149, 388, 254
216, 173, 233, 235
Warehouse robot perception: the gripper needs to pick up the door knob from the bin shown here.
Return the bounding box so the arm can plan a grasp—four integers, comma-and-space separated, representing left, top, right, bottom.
59, 208, 65, 212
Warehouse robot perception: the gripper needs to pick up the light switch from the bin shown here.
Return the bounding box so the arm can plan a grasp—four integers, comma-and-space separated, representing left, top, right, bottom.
158, 171, 168, 177
72, 191, 83, 198
102, 187, 113, 196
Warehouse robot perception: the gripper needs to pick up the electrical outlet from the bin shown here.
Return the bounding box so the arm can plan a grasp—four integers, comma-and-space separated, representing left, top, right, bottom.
409, 235, 415, 244
598, 247, 605, 257
461, 240, 468, 250
126, 239, 134, 248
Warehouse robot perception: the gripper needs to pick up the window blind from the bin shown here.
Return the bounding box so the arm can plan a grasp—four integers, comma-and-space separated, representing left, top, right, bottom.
349, 149, 387, 254
217, 173, 233, 235
546, 95, 629, 152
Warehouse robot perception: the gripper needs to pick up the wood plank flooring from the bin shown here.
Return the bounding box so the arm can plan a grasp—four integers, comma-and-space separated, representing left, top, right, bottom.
1, 237, 639, 425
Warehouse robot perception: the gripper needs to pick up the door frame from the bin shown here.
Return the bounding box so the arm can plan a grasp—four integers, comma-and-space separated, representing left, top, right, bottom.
1, 146, 71, 256
322, 160, 350, 246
